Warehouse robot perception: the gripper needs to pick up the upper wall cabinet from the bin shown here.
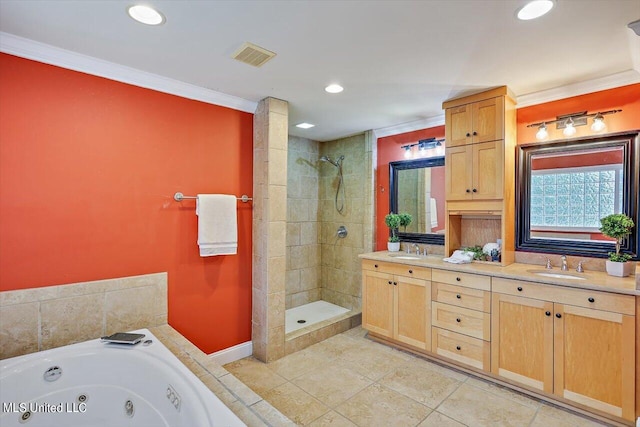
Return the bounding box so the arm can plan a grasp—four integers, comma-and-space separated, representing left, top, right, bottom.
442, 86, 517, 264
445, 96, 505, 147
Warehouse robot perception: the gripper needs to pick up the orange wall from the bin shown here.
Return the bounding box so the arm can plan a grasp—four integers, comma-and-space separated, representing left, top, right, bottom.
376, 126, 445, 250
0, 53, 253, 354
517, 84, 640, 144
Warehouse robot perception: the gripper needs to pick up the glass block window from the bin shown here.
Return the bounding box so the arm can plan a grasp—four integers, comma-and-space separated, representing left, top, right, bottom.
530, 165, 623, 231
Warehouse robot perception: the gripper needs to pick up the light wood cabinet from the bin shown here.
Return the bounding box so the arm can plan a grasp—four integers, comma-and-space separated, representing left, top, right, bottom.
362, 261, 431, 351
431, 269, 492, 371
492, 278, 636, 421
442, 86, 516, 265
445, 96, 504, 147
445, 140, 504, 200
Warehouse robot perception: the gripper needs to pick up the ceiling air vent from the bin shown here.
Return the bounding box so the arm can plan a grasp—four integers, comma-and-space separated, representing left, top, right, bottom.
232, 42, 276, 67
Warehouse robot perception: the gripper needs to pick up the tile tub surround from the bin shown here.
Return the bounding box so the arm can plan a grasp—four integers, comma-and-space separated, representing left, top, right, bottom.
226, 326, 607, 427
149, 325, 292, 427
0, 272, 167, 359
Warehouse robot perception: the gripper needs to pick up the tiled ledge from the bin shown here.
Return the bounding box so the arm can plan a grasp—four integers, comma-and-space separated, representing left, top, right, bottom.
285, 310, 362, 355
0, 273, 167, 359
150, 325, 294, 427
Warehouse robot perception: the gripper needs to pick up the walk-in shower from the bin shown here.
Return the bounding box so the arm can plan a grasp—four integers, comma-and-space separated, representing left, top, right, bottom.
319, 155, 346, 214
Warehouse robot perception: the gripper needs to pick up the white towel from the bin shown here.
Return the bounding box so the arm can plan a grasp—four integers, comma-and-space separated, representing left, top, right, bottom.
430, 197, 438, 229
443, 250, 474, 264
196, 194, 237, 256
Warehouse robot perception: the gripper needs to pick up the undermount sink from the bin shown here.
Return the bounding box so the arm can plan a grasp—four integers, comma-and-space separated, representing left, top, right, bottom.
527, 270, 586, 281
388, 254, 423, 260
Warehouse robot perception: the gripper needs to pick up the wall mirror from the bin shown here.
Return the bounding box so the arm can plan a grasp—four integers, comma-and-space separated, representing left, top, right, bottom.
389, 157, 445, 245
516, 131, 639, 259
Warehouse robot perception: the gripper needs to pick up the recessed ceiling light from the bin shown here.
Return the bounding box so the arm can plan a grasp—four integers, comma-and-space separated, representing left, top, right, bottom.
296, 123, 315, 129
517, 0, 554, 20
325, 84, 344, 94
127, 5, 165, 25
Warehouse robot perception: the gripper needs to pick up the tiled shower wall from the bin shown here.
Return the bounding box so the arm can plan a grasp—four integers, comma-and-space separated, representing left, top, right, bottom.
286, 136, 321, 309
319, 133, 371, 311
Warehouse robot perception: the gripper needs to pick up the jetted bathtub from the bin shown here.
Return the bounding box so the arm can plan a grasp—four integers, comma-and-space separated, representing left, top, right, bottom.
0, 329, 244, 426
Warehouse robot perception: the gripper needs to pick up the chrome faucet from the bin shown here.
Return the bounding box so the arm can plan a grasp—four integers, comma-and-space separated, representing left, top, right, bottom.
576, 261, 585, 273
561, 255, 568, 271
545, 258, 553, 269
413, 243, 420, 255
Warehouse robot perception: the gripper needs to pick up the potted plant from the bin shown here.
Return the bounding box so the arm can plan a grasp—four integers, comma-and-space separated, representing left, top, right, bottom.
599, 213, 636, 277
384, 213, 402, 252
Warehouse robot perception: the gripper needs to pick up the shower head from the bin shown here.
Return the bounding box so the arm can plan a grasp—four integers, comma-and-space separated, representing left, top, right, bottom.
319, 155, 344, 168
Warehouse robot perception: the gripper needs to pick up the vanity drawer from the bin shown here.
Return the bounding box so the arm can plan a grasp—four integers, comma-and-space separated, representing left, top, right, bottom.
432, 282, 491, 313
432, 302, 491, 340
492, 277, 635, 315
432, 269, 491, 291
361, 259, 431, 280
432, 327, 490, 371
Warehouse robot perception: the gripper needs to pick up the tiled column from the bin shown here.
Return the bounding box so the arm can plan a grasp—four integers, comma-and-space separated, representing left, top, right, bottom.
252, 97, 288, 362
364, 130, 376, 252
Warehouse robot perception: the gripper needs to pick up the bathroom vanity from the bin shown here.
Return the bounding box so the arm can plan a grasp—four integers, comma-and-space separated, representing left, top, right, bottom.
360, 251, 638, 426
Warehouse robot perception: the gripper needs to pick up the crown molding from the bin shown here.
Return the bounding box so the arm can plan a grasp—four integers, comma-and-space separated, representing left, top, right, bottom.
516, 70, 640, 108
0, 32, 257, 114
373, 114, 445, 139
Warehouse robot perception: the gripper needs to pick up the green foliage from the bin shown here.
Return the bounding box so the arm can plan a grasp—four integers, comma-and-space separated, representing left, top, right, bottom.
608, 252, 632, 263
398, 213, 412, 231
461, 245, 486, 261
599, 213, 635, 262
385, 213, 402, 242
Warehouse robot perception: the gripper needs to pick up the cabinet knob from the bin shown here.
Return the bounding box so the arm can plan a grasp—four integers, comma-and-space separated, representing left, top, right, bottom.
408, 269, 413, 274
393, 281, 397, 286
466, 133, 471, 137
456, 294, 461, 299
466, 189, 471, 193
456, 318, 461, 323
473, 131, 477, 136
374, 264, 378, 268
588, 297, 595, 303
456, 345, 461, 351
517, 287, 523, 292
472, 188, 477, 193
456, 277, 461, 282
388, 280, 392, 285
545, 311, 551, 316
556, 313, 562, 318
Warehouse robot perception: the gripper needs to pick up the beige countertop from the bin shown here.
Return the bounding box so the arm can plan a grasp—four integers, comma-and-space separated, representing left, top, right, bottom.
359, 251, 639, 296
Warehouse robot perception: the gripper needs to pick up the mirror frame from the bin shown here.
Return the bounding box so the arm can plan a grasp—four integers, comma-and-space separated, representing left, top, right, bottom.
389, 157, 445, 245
516, 131, 639, 259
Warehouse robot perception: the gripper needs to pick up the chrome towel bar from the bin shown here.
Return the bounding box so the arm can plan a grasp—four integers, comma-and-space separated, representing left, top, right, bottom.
173, 192, 252, 203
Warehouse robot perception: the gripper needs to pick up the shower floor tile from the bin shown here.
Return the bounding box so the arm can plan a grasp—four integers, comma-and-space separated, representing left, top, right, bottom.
285, 301, 349, 334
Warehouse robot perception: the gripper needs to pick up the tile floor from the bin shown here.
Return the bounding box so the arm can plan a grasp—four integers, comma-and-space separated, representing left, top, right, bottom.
226, 326, 609, 427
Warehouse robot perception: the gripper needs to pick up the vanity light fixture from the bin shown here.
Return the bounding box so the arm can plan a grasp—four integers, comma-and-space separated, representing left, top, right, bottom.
516, 0, 554, 21
400, 138, 444, 159
535, 123, 549, 140
563, 117, 576, 137
296, 122, 315, 129
127, 5, 165, 25
325, 84, 344, 94
527, 109, 622, 140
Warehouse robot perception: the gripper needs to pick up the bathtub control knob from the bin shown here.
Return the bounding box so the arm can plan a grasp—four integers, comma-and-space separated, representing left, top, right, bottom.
43, 366, 63, 382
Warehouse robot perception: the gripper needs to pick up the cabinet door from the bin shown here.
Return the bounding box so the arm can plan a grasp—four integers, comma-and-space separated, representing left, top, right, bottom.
471, 97, 504, 143
445, 104, 472, 147
554, 304, 635, 421
445, 145, 473, 200
395, 276, 431, 351
491, 293, 554, 393
362, 270, 394, 339
472, 140, 503, 200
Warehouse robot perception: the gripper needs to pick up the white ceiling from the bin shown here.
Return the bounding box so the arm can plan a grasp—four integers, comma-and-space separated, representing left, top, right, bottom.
0, 0, 639, 141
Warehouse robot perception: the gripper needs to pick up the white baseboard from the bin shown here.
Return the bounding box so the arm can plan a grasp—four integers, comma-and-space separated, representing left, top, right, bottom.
209, 341, 253, 365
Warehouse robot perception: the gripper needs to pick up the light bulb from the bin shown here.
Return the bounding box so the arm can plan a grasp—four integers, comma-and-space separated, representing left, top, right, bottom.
591, 114, 606, 132
517, 0, 554, 20
403, 147, 412, 159
536, 123, 548, 140
563, 118, 576, 136
127, 5, 165, 25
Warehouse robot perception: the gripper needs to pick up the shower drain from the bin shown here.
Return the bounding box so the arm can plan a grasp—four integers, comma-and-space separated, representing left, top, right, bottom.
297, 319, 306, 324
